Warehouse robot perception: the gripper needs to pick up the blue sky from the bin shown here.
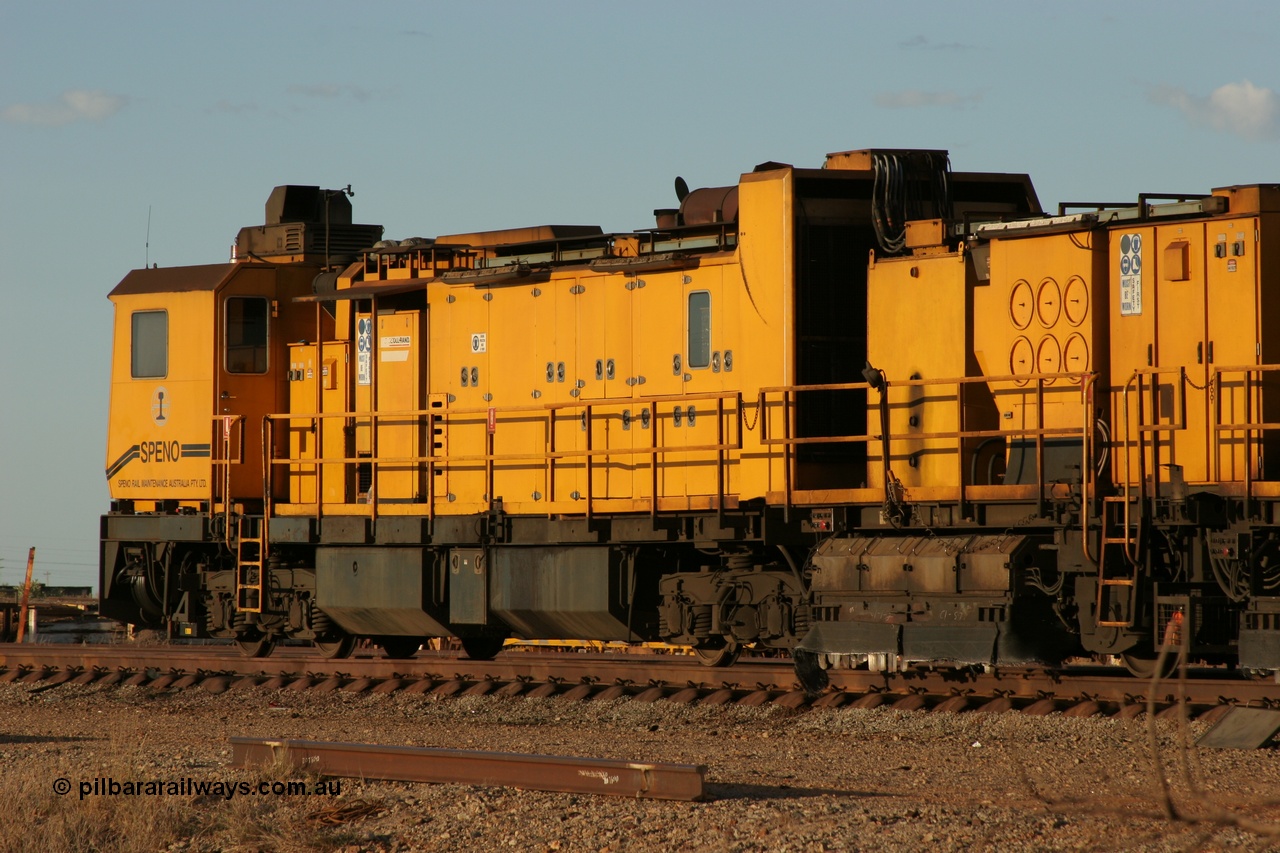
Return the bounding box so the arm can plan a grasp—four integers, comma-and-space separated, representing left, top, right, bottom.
2, 1, 1278, 588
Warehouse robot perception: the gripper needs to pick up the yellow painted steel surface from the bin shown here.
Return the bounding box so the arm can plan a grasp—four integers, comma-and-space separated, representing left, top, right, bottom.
106, 289, 216, 502
109, 156, 1280, 524
287, 341, 351, 504
106, 263, 329, 507
296, 168, 800, 519
980, 230, 1107, 438
866, 251, 976, 490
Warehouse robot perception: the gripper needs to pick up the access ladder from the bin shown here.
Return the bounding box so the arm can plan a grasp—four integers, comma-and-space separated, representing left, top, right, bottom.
1095, 495, 1140, 627
235, 516, 265, 613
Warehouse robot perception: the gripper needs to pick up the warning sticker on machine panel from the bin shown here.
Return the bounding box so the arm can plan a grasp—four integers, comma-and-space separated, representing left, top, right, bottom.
1119, 233, 1143, 315
471, 333, 487, 353
357, 317, 372, 386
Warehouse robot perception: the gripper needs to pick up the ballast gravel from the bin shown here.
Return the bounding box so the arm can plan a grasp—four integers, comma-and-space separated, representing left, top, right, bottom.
0, 680, 1277, 852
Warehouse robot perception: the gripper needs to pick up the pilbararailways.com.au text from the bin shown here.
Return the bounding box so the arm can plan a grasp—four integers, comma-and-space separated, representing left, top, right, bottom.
55, 777, 342, 800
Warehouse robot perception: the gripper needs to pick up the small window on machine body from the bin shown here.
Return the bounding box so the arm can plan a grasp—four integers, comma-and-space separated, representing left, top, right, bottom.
687, 290, 711, 369
225, 296, 269, 374
131, 310, 168, 378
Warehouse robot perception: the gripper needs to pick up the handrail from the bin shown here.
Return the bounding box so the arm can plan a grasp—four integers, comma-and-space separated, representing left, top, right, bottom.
264, 389, 746, 520
760, 371, 1093, 513
1117, 366, 1188, 565
209, 414, 245, 545
259, 370, 1096, 524
1080, 374, 1098, 566
1210, 363, 1280, 517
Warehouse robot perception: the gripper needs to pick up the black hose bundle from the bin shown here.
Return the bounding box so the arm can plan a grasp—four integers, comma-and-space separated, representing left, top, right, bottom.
871, 151, 953, 255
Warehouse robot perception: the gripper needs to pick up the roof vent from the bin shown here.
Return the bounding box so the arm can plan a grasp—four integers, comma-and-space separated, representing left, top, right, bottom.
264, 186, 353, 226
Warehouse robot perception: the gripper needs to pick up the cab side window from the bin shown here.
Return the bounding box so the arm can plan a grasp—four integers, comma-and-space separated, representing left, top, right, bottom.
687, 290, 711, 369
131, 310, 168, 378
225, 297, 268, 374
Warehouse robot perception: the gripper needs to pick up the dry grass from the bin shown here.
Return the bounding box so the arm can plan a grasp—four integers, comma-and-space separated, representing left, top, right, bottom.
0, 745, 372, 853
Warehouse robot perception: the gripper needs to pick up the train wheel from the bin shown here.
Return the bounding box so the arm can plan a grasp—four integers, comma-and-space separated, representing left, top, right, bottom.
1122, 648, 1182, 679
315, 633, 356, 659
693, 640, 740, 668
378, 637, 421, 660
460, 637, 505, 661
236, 632, 275, 659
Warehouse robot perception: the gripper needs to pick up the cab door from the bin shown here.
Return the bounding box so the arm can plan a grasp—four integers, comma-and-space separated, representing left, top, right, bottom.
217, 281, 279, 502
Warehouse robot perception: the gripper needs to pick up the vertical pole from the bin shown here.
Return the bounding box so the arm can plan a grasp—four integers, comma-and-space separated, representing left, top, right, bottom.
716, 396, 725, 530
15, 548, 35, 644
370, 297, 379, 525
1035, 378, 1045, 519
782, 390, 792, 523
650, 403, 658, 520
956, 379, 967, 519
315, 301, 324, 515
584, 404, 593, 521
547, 409, 556, 519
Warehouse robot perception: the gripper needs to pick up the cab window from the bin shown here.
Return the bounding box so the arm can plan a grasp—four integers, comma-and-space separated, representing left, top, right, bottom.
225, 297, 268, 374
687, 291, 711, 369
131, 310, 168, 378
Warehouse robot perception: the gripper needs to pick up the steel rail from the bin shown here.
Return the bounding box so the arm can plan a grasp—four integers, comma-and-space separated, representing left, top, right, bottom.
1, 644, 1275, 711
229, 737, 707, 801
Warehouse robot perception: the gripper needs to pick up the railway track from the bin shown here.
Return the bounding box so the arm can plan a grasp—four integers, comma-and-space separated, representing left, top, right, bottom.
1, 643, 1276, 721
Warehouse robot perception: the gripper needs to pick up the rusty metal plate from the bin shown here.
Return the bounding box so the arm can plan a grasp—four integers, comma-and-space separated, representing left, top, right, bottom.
1196, 707, 1280, 750
229, 737, 707, 801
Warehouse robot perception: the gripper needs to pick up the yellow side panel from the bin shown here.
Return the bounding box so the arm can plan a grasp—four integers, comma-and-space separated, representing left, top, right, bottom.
1153, 222, 1208, 482
436, 290, 487, 511
1109, 226, 1158, 492
1259, 213, 1280, 481
577, 274, 634, 500
981, 231, 1106, 425
287, 341, 351, 504
106, 291, 215, 500
287, 342, 318, 504
551, 277, 583, 505
634, 270, 687, 499
682, 266, 725, 497
353, 311, 373, 469
866, 253, 969, 489
735, 171, 792, 501
1208, 216, 1261, 482
489, 284, 551, 511
375, 310, 425, 503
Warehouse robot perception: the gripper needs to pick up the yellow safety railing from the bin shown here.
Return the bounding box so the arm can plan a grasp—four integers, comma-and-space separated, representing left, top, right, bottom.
208, 414, 245, 545
262, 390, 746, 525
258, 371, 1098, 530
1212, 364, 1280, 515
760, 371, 1095, 521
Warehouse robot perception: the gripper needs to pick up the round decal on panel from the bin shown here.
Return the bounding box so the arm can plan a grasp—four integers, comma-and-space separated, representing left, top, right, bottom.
1063, 276, 1089, 326
1010, 337, 1034, 386
1009, 280, 1034, 330
1037, 335, 1062, 383
1037, 278, 1061, 328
